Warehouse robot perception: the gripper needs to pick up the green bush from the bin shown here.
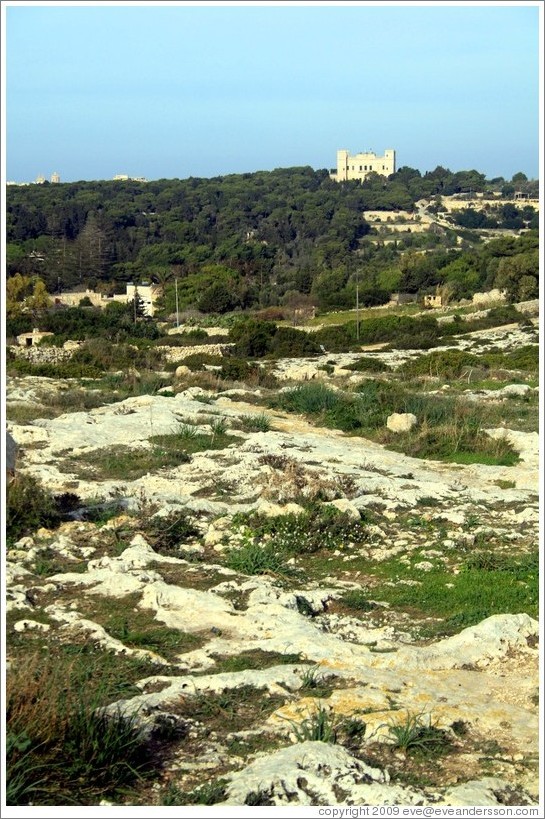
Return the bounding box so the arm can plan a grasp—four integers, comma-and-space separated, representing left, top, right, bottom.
229, 319, 320, 359
71, 339, 165, 372
483, 345, 538, 372
229, 318, 277, 357
143, 511, 201, 556
7, 358, 102, 379
220, 357, 259, 382
277, 382, 341, 415
231, 505, 369, 556
400, 350, 485, 379
313, 324, 357, 352
6, 474, 62, 544
269, 326, 320, 357
346, 357, 391, 373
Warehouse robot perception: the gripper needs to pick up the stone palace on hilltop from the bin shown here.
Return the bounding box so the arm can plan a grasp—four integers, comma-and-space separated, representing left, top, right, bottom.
331, 147, 396, 182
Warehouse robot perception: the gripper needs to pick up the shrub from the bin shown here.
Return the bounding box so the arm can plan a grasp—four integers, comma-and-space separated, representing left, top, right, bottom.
229, 318, 276, 357
6, 474, 62, 544
269, 326, 320, 358
346, 357, 391, 373
483, 344, 538, 372
357, 314, 440, 346
400, 350, 485, 380
220, 357, 258, 382
313, 323, 357, 352
71, 338, 163, 372
143, 511, 201, 556
7, 358, 102, 379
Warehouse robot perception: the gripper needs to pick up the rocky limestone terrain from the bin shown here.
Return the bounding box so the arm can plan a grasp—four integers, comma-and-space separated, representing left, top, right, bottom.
5, 317, 540, 808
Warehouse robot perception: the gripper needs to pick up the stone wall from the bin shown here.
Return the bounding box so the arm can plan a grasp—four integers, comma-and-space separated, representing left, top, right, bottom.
9, 345, 73, 364
157, 343, 235, 363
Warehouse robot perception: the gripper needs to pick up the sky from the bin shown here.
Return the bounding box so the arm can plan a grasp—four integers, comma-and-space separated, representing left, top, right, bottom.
2, 1, 542, 183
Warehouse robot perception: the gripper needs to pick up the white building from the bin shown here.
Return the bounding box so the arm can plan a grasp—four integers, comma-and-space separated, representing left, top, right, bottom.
331, 148, 396, 182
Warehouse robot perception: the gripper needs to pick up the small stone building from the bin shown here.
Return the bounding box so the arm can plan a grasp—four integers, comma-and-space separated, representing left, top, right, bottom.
16, 328, 54, 347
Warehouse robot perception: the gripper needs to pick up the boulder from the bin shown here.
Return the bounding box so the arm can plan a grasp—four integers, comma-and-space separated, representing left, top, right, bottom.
386, 412, 417, 434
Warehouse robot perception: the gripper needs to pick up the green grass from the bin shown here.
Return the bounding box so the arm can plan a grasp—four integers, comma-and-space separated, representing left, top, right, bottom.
161, 779, 228, 806
237, 413, 272, 432
271, 379, 521, 466
5, 644, 170, 805
210, 649, 301, 673
224, 539, 293, 577
349, 550, 539, 636
174, 686, 288, 734
63, 426, 239, 481
286, 704, 339, 744
78, 593, 205, 662
385, 711, 452, 757
230, 505, 370, 557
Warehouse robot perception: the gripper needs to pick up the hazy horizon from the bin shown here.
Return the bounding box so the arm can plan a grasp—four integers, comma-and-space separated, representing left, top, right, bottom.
4, 2, 542, 184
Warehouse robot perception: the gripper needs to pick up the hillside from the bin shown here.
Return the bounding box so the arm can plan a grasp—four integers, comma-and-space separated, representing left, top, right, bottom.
5, 299, 539, 807
6, 166, 539, 316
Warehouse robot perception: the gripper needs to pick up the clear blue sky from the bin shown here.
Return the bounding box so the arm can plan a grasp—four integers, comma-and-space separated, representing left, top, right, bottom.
4, 1, 541, 183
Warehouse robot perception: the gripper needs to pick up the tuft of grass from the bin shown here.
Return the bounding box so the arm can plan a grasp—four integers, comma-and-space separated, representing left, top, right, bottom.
339, 590, 379, 612
277, 382, 341, 415
224, 539, 292, 577
385, 711, 452, 757
238, 413, 272, 433
286, 704, 338, 744
299, 667, 334, 698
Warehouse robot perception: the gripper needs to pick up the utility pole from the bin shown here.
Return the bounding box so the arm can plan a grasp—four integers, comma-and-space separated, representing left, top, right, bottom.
356, 273, 360, 342
175, 278, 179, 328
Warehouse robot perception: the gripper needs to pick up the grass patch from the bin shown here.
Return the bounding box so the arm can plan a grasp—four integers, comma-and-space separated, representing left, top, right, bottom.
5, 645, 167, 805
64, 425, 239, 481
175, 685, 287, 734
385, 711, 453, 758
361, 550, 539, 635
271, 379, 520, 466
224, 540, 293, 577
237, 413, 272, 432
210, 649, 301, 673
229, 505, 370, 560
79, 594, 205, 662
161, 779, 228, 806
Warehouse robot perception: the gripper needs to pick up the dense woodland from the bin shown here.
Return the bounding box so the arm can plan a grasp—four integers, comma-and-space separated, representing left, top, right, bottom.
6, 165, 539, 320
